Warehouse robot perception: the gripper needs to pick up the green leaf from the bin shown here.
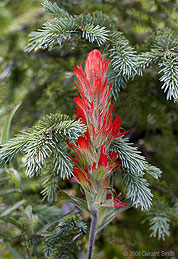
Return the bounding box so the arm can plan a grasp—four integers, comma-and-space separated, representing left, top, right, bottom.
2, 242, 23, 259
96, 199, 132, 234
0, 200, 25, 217
24, 205, 34, 234
1, 102, 21, 145
70, 196, 92, 217
57, 191, 92, 217
1, 217, 22, 231
0, 188, 21, 195
37, 217, 61, 235
8, 167, 22, 188
0, 176, 11, 182
57, 191, 71, 200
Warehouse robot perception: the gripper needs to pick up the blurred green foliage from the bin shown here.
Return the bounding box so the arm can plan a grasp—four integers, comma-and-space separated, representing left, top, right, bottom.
0, 0, 177, 258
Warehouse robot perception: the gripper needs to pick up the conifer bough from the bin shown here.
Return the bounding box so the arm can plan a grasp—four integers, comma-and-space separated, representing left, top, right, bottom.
26, 1, 178, 102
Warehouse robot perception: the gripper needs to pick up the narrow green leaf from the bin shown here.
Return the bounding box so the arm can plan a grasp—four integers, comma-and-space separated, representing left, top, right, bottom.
70, 196, 92, 217
1, 217, 22, 231
2, 242, 23, 259
0, 188, 21, 195
0, 176, 11, 182
1, 102, 22, 145
57, 191, 92, 217
8, 168, 22, 188
0, 200, 25, 217
37, 217, 61, 235
57, 191, 71, 200
96, 199, 132, 234
24, 205, 34, 234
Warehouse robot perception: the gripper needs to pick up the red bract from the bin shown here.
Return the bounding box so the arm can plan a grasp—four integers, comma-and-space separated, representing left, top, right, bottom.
67, 49, 128, 209
73, 167, 93, 188
110, 198, 128, 208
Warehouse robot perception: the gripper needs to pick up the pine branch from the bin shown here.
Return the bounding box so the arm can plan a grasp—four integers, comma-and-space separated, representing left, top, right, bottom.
145, 164, 162, 179
107, 70, 128, 100
43, 0, 70, 19
43, 214, 87, 257
109, 35, 138, 78
81, 24, 109, 46
25, 2, 111, 52
0, 114, 85, 178
110, 138, 162, 210
121, 169, 153, 211
25, 17, 76, 52
149, 216, 170, 240
41, 169, 58, 202
111, 138, 147, 176
144, 202, 171, 240
151, 28, 178, 55
111, 138, 162, 179
158, 54, 178, 101
33, 204, 62, 224
137, 52, 159, 75
25, 2, 178, 102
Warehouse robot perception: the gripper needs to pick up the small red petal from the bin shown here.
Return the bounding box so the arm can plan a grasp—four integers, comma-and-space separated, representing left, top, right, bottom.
84, 164, 90, 177
73, 167, 92, 187
109, 150, 118, 162
65, 177, 78, 183
116, 130, 129, 138
66, 154, 80, 165
106, 193, 112, 200
77, 136, 89, 150
111, 198, 128, 208
98, 145, 108, 167
111, 116, 121, 137
92, 162, 96, 170
73, 82, 84, 98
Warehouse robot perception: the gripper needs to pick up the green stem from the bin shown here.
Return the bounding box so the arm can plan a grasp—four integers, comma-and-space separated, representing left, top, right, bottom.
87, 209, 98, 259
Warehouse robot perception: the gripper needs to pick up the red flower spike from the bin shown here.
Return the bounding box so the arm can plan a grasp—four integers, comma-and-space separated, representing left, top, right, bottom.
67, 49, 129, 213
75, 105, 86, 123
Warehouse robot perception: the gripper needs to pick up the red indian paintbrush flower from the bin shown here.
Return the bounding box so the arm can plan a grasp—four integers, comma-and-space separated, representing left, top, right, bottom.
67, 49, 128, 209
